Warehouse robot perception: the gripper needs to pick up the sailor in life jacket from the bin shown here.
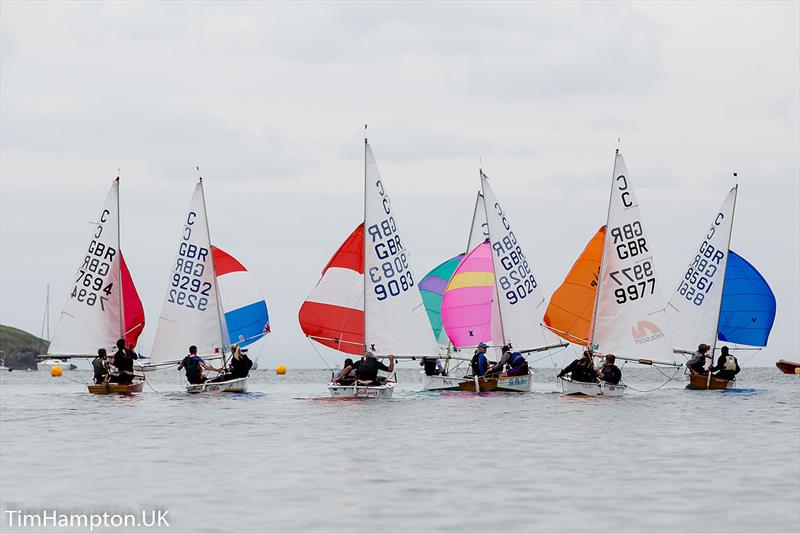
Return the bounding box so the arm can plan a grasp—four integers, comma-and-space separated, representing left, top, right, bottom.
486, 345, 528, 377
469, 343, 490, 377
712, 346, 741, 381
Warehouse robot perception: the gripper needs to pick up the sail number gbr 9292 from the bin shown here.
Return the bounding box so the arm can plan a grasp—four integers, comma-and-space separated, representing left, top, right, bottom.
71, 209, 116, 310
168, 211, 212, 311
607, 221, 656, 304
367, 180, 414, 301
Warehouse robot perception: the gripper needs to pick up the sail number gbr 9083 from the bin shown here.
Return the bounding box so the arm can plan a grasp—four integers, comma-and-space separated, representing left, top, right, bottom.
168, 211, 211, 311
608, 222, 656, 304
367, 180, 414, 301
71, 209, 116, 310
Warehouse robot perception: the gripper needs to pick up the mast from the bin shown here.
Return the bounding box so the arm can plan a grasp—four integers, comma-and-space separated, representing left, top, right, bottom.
464, 191, 481, 253
198, 171, 229, 368
589, 150, 616, 351
480, 169, 507, 347
363, 132, 368, 356
115, 175, 124, 343
708, 180, 739, 386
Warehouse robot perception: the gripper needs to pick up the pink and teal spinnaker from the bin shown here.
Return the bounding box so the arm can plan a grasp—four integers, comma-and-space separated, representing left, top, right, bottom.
440, 241, 495, 348
419, 253, 464, 345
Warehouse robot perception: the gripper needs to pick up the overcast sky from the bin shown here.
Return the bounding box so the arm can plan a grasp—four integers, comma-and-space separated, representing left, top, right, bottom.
2, 1, 798, 369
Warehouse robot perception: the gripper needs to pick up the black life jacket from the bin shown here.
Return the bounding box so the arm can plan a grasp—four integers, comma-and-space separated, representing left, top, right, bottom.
183, 356, 202, 381
230, 354, 253, 377
422, 358, 438, 376
356, 357, 380, 381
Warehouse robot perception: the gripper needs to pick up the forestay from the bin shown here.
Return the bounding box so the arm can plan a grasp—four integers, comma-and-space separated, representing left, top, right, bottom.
298, 224, 365, 355
592, 153, 673, 364
212, 246, 270, 348
150, 182, 225, 365
364, 142, 438, 356
667, 187, 737, 352
480, 171, 546, 351
49, 179, 144, 356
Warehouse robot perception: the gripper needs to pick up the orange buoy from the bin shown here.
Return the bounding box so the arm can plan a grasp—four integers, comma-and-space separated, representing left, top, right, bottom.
50, 366, 63, 377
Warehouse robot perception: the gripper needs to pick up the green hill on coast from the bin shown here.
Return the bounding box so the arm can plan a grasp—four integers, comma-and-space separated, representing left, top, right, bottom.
0, 325, 47, 370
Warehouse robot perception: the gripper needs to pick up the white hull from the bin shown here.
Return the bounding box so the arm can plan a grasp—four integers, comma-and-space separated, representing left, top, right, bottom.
559, 377, 626, 397
328, 382, 395, 398
37, 358, 76, 372
186, 376, 249, 394
421, 372, 533, 392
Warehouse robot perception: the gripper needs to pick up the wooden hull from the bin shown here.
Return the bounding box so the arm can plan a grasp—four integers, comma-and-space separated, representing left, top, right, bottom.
451, 373, 533, 393
186, 377, 248, 394
776, 359, 800, 375
87, 381, 144, 394
328, 382, 394, 398
559, 377, 626, 397
685, 373, 732, 390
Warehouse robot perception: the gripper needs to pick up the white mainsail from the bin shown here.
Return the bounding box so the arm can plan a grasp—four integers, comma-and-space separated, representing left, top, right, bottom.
363, 141, 438, 356
49, 180, 123, 356
149, 181, 225, 365
466, 191, 490, 252
480, 171, 547, 351
592, 152, 674, 364
667, 186, 738, 352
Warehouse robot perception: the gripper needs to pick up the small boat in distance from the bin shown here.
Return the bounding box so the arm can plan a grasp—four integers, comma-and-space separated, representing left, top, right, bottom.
47, 177, 146, 394
545, 150, 680, 397
775, 360, 800, 375
147, 177, 269, 394
299, 137, 438, 398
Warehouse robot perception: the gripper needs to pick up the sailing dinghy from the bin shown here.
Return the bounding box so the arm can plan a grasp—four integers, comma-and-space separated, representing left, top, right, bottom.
422, 176, 566, 393
544, 151, 679, 397
147, 178, 269, 393
299, 139, 438, 398
47, 178, 146, 394
666, 185, 776, 390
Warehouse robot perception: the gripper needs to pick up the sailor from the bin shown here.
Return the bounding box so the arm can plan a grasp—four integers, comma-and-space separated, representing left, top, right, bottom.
420, 356, 443, 376
486, 345, 528, 376
469, 343, 490, 377
333, 358, 357, 385
109, 339, 138, 384
92, 348, 109, 384
687, 343, 712, 375
557, 350, 598, 383
178, 345, 222, 385
596, 354, 622, 384
352, 353, 395, 385
210, 345, 253, 382
712, 346, 741, 381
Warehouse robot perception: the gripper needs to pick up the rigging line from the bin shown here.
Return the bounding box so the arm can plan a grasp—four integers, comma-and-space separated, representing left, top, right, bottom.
308, 338, 334, 371
618, 361, 682, 393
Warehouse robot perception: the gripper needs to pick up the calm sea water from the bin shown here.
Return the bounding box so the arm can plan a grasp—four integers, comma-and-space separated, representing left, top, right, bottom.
1, 366, 798, 533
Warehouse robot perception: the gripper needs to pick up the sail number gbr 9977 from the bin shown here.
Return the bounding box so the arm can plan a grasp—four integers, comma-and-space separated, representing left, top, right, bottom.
168, 211, 212, 311
367, 180, 414, 301
607, 221, 656, 304
71, 209, 116, 310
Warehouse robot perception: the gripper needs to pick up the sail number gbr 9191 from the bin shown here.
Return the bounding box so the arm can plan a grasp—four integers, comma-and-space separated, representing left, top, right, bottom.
367, 180, 414, 301
490, 203, 537, 306
676, 211, 727, 306
71, 209, 116, 310
168, 211, 211, 311
607, 221, 656, 304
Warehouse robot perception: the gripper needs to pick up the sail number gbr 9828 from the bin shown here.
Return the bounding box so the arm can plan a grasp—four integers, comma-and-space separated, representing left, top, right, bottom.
368, 180, 414, 301
71, 209, 116, 310
607, 222, 656, 304
490, 203, 537, 306
169, 211, 212, 311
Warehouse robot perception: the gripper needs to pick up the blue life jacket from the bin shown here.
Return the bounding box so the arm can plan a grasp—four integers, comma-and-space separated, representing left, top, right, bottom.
509, 352, 525, 368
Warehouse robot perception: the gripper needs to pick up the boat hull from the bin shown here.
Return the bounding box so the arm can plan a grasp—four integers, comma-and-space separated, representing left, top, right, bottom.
776, 359, 800, 375
685, 373, 732, 390
559, 377, 626, 397
186, 377, 249, 394
424, 373, 532, 392
87, 380, 144, 394
328, 382, 395, 398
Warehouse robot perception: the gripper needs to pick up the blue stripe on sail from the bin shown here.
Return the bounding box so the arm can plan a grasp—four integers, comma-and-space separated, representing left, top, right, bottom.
224, 300, 269, 348
718, 251, 776, 347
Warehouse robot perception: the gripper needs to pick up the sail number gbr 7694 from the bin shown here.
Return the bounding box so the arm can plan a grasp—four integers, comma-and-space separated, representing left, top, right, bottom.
168, 211, 212, 311
71, 209, 116, 310
367, 180, 414, 301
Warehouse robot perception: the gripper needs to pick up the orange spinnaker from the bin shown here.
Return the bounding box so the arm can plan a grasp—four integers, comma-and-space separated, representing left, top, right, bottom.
543, 226, 605, 346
